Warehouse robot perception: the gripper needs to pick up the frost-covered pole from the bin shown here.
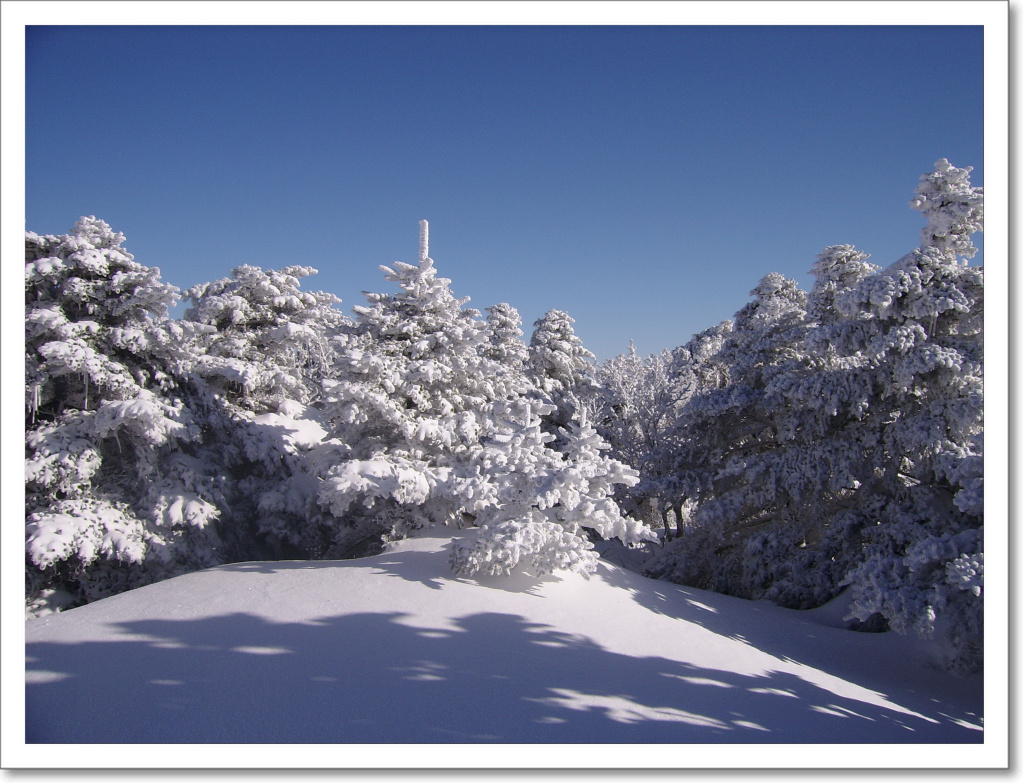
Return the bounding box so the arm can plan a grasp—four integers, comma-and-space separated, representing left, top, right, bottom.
419, 220, 429, 262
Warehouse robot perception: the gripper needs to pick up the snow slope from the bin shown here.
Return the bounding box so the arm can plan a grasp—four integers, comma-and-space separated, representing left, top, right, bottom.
24, 528, 983, 755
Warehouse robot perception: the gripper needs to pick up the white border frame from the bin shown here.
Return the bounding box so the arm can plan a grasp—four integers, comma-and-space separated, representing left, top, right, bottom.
2, 0, 1010, 774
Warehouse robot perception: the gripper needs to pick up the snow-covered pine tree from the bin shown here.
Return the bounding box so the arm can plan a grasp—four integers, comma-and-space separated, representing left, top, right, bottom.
184, 264, 346, 412
449, 404, 655, 577
527, 308, 597, 442
835, 160, 984, 672
312, 223, 504, 555
313, 223, 652, 571
643, 273, 822, 597
181, 264, 348, 559
911, 157, 984, 261
25, 218, 221, 612
643, 160, 984, 673
528, 308, 595, 397
805, 244, 881, 328
483, 302, 530, 371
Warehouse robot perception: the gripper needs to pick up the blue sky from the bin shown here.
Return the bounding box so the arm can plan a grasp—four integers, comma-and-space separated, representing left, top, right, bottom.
23, 22, 984, 360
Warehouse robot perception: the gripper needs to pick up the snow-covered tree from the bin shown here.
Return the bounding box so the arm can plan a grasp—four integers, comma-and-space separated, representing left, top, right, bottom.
183, 264, 346, 412
591, 344, 693, 537
834, 163, 984, 672
181, 264, 349, 560
483, 302, 530, 371
805, 244, 881, 327
313, 223, 651, 571
527, 308, 597, 442
680, 274, 810, 532
643, 160, 984, 672
528, 308, 595, 396
643, 273, 823, 597
910, 157, 984, 260
311, 226, 502, 555
25, 218, 221, 611
450, 404, 655, 577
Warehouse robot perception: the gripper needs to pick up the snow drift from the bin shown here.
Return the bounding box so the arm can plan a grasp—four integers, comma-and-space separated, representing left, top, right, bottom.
25, 529, 982, 747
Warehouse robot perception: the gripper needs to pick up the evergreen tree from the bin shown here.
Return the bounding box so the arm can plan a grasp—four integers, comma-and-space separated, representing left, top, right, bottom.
527, 308, 597, 442
314, 223, 651, 570
183, 264, 346, 412
834, 162, 984, 671
312, 224, 506, 553
25, 218, 221, 611
911, 157, 984, 260
592, 344, 693, 538
528, 308, 595, 397
483, 302, 530, 371
181, 264, 348, 560
449, 405, 654, 577
643, 273, 821, 598
642, 160, 984, 672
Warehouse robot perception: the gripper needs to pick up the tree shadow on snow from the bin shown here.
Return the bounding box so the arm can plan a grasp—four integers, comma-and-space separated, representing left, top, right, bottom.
26, 607, 983, 744
604, 564, 983, 736
220, 532, 562, 595
214, 543, 451, 592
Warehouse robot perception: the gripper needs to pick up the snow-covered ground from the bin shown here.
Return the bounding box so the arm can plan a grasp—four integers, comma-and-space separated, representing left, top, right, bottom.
19, 526, 987, 765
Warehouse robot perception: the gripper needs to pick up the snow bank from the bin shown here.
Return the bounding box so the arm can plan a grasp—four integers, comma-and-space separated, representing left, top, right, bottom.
20, 527, 984, 762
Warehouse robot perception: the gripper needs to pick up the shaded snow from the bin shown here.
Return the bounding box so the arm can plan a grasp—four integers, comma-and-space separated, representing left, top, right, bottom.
21, 527, 983, 755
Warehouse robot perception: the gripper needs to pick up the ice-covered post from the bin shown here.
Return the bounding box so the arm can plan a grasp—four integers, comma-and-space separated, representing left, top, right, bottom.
419, 220, 429, 262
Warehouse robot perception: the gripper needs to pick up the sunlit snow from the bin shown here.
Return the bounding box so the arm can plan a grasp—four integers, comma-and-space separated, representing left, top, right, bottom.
25, 528, 982, 745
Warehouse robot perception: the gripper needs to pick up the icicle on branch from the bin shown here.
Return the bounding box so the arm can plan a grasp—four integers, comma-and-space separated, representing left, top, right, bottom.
419, 220, 429, 262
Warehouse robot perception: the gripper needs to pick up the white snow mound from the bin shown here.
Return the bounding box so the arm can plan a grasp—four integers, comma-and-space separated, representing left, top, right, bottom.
25, 528, 983, 744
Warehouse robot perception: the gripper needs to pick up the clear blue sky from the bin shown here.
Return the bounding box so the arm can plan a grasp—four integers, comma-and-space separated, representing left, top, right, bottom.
24, 24, 984, 360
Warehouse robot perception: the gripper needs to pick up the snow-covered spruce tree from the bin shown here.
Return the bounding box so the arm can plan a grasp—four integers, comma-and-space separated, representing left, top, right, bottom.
645, 322, 734, 542
312, 222, 506, 557
751, 162, 985, 666
25, 218, 221, 612
911, 157, 984, 261
483, 302, 530, 371
716, 244, 889, 608
644, 160, 984, 672
313, 222, 652, 571
449, 404, 656, 576
527, 308, 597, 442
833, 159, 984, 672
643, 273, 825, 598
181, 265, 349, 559
644, 259, 899, 608
183, 265, 346, 412
805, 244, 881, 328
